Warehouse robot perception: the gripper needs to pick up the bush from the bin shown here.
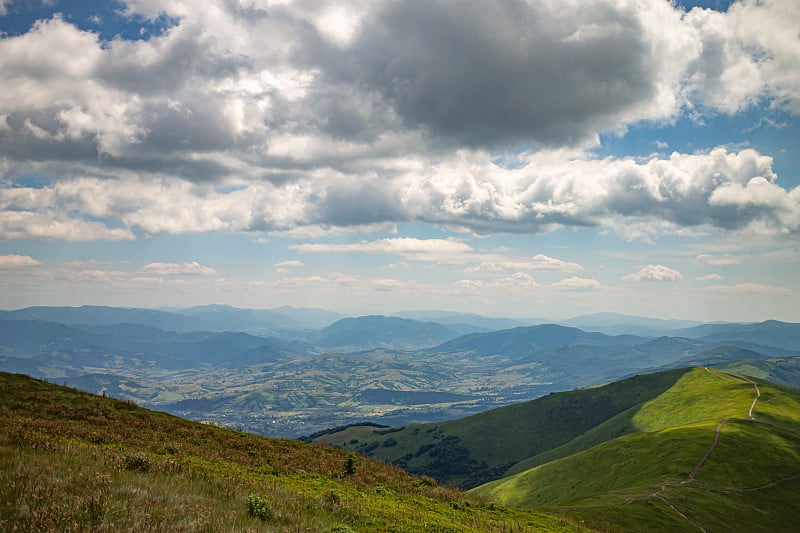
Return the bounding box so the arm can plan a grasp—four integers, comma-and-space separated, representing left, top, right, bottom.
323, 525, 355, 533
343, 453, 357, 476
246, 494, 271, 521
122, 454, 150, 472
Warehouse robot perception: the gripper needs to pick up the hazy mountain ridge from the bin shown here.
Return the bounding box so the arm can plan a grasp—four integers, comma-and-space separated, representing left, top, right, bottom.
2, 305, 799, 438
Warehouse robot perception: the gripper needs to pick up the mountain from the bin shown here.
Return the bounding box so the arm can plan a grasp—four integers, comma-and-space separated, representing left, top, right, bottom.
666, 320, 800, 351
391, 309, 532, 330
0, 372, 575, 532
0, 319, 301, 370
471, 367, 800, 532
175, 304, 342, 332
318, 367, 800, 531
716, 355, 800, 389
313, 369, 693, 488
558, 312, 702, 336
428, 324, 646, 357
0, 305, 215, 331
316, 315, 478, 351
269, 305, 343, 328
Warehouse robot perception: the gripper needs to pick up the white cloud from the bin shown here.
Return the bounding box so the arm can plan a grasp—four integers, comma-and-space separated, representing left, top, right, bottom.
549, 277, 602, 291
696, 273, 723, 281
466, 254, 582, 273
274, 259, 303, 274
686, 0, 800, 114
290, 237, 473, 262
709, 282, 789, 294
0, 254, 41, 268
0, 0, 797, 247
141, 261, 217, 275
489, 272, 540, 290
696, 254, 740, 265
622, 265, 684, 282
275, 260, 303, 268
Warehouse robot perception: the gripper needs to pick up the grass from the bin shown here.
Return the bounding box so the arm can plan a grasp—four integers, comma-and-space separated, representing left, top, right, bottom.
470, 367, 800, 532
318, 368, 692, 488
0, 372, 584, 532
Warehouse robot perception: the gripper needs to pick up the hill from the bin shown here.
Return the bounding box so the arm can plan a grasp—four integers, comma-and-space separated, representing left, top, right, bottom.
0, 372, 581, 532
557, 312, 701, 336
427, 324, 645, 357
313, 369, 694, 488
0, 305, 215, 331
668, 320, 800, 351
716, 355, 800, 389
316, 315, 478, 351
471, 367, 800, 532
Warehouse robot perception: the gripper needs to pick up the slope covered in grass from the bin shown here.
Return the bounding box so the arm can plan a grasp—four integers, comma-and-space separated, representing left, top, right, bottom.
0, 372, 583, 533
472, 368, 800, 532
314, 368, 693, 488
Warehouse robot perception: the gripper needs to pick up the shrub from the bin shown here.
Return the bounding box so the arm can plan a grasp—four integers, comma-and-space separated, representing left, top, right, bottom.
343, 453, 357, 476
122, 454, 151, 472
324, 525, 355, 533
246, 494, 271, 521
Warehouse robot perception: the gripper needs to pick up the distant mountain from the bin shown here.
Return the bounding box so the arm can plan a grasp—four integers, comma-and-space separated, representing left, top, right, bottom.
269, 305, 343, 328
175, 304, 342, 332
0, 319, 300, 370
429, 324, 646, 357
558, 312, 702, 336
316, 315, 477, 351
670, 320, 800, 351
391, 310, 532, 331
0, 305, 214, 332
716, 355, 800, 389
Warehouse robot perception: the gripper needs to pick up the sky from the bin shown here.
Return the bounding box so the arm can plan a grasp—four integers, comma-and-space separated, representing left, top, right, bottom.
0, 0, 799, 322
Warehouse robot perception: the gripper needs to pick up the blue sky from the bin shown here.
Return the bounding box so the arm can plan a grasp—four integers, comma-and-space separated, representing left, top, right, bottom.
1, 0, 798, 321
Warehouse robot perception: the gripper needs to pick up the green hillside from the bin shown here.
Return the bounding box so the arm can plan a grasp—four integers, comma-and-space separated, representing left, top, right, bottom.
0, 372, 582, 532
314, 368, 693, 488
716, 355, 800, 389
471, 367, 800, 532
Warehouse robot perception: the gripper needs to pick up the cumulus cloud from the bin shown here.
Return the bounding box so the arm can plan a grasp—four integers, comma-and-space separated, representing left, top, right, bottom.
685, 0, 800, 114
622, 265, 684, 282
488, 272, 540, 290
0, 0, 798, 244
697, 273, 723, 281
141, 261, 217, 275
0, 254, 41, 268
466, 254, 582, 273
549, 277, 602, 291
1, 146, 798, 240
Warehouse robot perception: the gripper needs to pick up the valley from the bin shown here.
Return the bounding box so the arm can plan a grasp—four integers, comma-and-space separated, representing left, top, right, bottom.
2, 305, 799, 438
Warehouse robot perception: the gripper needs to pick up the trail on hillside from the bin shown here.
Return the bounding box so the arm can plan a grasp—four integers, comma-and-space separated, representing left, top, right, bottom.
624, 368, 765, 531
684, 419, 728, 484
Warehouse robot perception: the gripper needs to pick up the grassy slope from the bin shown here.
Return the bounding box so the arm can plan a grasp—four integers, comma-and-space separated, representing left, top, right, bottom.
0, 372, 584, 533
716, 355, 800, 389
472, 368, 800, 532
316, 368, 692, 488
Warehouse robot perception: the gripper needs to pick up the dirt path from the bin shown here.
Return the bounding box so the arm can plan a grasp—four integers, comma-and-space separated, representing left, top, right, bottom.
745, 379, 761, 419
684, 419, 727, 483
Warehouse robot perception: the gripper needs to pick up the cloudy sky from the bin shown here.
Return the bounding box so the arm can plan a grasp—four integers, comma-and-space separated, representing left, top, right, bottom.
1, 0, 798, 321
